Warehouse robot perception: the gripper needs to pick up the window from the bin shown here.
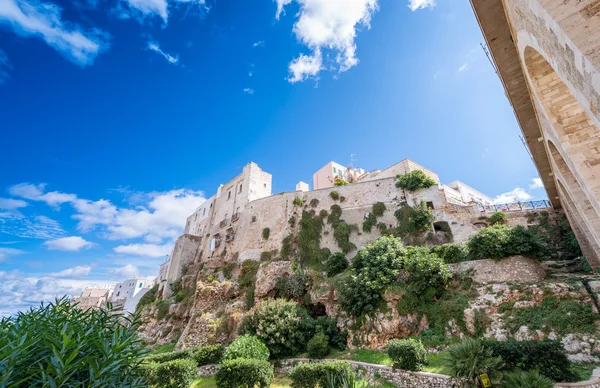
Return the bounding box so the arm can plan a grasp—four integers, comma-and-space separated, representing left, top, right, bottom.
116, 292, 120, 297
203, 208, 206, 216
194, 213, 197, 221
239, 184, 242, 193
139, 282, 143, 288
228, 191, 231, 200
236, 207, 240, 213
426, 201, 434, 210
333, 167, 337, 173
210, 203, 213, 208
252, 215, 257, 222
263, 183, 266, 188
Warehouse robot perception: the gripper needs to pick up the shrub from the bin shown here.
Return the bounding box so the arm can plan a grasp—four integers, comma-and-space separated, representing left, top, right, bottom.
444, 339, 503, 382
136, 284, 159, 313
156, 299, 171, 321
142, 358, 197, 388
193, 344, 225, 366
314, 316, 347, 350
362, 212, 377, 233
275, 274, 306, 299
289, 361, 353, 388
482, 339, 574, 382
395, 170, 436, 191
334, 179, 349, 186
298, 210, 327, 268
372, 202, 386, 217
501, 370, 554, 388
325, 252, 349, 277
240, 298, 312, 358
174, 288, 194, 303
215, 358, 274, 388
394, 201, 435, 237
310, 198, 320, 208
294, 197, 303, 206
324, 368, 361, 388
489, 212, 508, 225
145, 348, 192, 364
0, 298, 147, 387
330, 191, 340, 200
430, 243, 470, 264
386, 338, 427, 371
307, 332, 330, 359
223, 335, 269, 361
340, 196, 346, 202
467, 224, 543, 261
262, 227, 270, 240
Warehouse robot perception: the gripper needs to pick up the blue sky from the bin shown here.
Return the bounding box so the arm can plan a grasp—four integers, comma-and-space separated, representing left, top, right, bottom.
0, 0, 546, 315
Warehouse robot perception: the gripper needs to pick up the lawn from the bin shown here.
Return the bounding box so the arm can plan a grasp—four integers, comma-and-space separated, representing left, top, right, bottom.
191, 376, 293, 388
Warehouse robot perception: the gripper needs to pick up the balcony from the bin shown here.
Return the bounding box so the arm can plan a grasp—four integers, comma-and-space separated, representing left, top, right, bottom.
225, 227, 235, 242
219, 219, 228, 228
231, 213, 240, 222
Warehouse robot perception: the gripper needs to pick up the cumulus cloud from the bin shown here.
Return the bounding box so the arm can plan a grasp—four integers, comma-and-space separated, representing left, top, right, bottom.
529, 177, 544, 190
276, 0, 378, 83
48, 265, 92, 278
121, 0, 207, 24
407, 0, 436, 11
44, 236, 95, 251
0, 0, 109, 66
0, 247, 26, 261
109, 264, 140, 278
0, 198, 27, 210
243, 88, 254, 95
147, 40, 179, 64
494, 188, 533, 204
113, 243, 171, 258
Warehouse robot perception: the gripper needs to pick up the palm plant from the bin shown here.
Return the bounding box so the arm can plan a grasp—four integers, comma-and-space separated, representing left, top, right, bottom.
444, 339, 504, 384
501, 370, 555, 388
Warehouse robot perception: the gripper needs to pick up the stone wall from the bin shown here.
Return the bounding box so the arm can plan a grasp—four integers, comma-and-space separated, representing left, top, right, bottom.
164, 234, 202, 297
450, 256, 547, 284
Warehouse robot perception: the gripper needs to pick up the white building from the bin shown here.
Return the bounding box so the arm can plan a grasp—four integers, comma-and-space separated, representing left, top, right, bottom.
312, 161, 365, 190
72, 287, 113, 310
444, 181, 495, 206
112, 277, 155, 313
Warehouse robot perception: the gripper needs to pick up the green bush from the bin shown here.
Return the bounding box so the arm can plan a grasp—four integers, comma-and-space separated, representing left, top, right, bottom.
275, 274, 306, 299
393, 201, 435, 237
325, 252, 349, 277
330, 191, 340, 201
430, 243, 470, 264
310, 198, 320, 208
501, 370, 554, 388
174, 288, 194, 303
240, 299, 312, 358
215, 358, 274, 388
482, 339, 574, 382
372, 202, 386, 217
386, 338, 427, 371
490, 212, 508, 225
193, 344, 225, 366
313, 316, 347, 350
334, 179, 349, 186
145, 348, 192, 364
395, 170, 436, 191
223, 335, 269, 361
294, 197, 303, 206
142, 358, 197, 388
136, 284, 159, 313
0, 298, 147, 387
444, 339, 503, 382
307, 332, 330, 359
333, 220, 357, 253
298, 210, 327, 268
289, 361, 353, 388
156, 299, 171, 321
262, 227, 271, 240
467, 224, 543, 261
362, 212, 378, 233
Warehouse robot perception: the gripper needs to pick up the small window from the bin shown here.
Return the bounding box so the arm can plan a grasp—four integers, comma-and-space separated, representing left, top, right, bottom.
210, 203, 213, 208
194, 214, 197, 221
263, 183, 267, 188
139, 283, 143, 288
333, 167, 337, 173
228, 191, 231, 200
236, 207, 240, 213
426, 201, 434, 210
116, 292, 120, 297
252, 215, 257, 222
203, 208, 206, 216
239, 184, 242, 193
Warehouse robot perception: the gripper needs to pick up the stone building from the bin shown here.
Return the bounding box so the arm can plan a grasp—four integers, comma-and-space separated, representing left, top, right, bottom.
111, 277, 155, 313
72, 287, 113, 310
470, 0, 600, 267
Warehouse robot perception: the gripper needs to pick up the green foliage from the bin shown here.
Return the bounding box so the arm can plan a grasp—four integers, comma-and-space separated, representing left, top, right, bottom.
0, 298, 146, 387
324, 368, 368, 388
281, 234, 294, 260
362, 212, 378, 233
298, 210, 328, 268
444, 339, 503, 382
333, 220, 357, 253
314, 316, 347, 351
386, 338, 427, 371
156, 299, 171, 321
482, 339, 574, 382
169, 279, 182, 294
223, 335, 269, 362
337, 237, 451, 317
334, 179, 349, 186
142, 359, 197, 388
289, 216, 297, 228
240, 299, 312, 359
328, 204, 342, 223
467, 224, 543, 261
150, 342, 177, 355
429, 243, 470, 264
239, 259, 260, 289
194, 345, 225, 366
246, 285, 256, 310
262, 227, 271, 240
294, 197, 303, 206
215, 359, 274, 388
223, 262, 236, 280
310, 198, 320, 208
330, 191, 340, 201
175, 288, 194, 303
372, 202, 386, 217
501, 370, 554, 388
340, 196, 346, 202
393, 201, 435, 238
395, 170, 436, 191
137, 284, 159, 313
489, 212, 508, 225
325, 252, 349, 277
289, 361, 353, 388
275, 274, 307, 299
503, 298, 596, 336
307, 332, 330, 359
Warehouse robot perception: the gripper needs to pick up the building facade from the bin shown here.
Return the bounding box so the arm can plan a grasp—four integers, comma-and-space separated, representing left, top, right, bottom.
470, 0, 600, 267
72, 287, 113, 310
444, 181, 495, 206
111, 277, 155, 313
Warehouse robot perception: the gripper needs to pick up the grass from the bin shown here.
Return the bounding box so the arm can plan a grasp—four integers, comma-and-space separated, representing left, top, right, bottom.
191, 376, 292, 388
329, 348, 450, 375
422, 351, 451, 375
148, 342, 176, 355
570, 362, 597, 382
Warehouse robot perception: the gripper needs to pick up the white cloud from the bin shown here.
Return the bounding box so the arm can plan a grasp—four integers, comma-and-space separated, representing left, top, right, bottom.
494, 188, 533, 204
0, 215, 67, 239
0, 248, 25, 261
9, 183, 76, 207
252, 40, 264, 48
0, 0, 109, 66
457, 63, 468, 72
0, 50, 11, 84
121, 0, 206, 23
277, 0, 378, 83
44, 236, 95, 251
48, 265, 92, 278
0, 198, 27, 210
408, 0, 436, 11
147, 40, 179, 64
529, 177, 544, 190
109, 264, 140, 278
243, 88, 254, 95
113, 243, 172, 258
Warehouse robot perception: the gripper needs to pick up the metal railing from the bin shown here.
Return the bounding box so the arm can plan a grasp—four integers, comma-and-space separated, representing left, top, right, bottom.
231, 213, 240, 222
478, 200, 552, 213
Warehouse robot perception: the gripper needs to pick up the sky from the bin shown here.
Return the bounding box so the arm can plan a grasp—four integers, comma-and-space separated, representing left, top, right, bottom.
0, 0, 548, 316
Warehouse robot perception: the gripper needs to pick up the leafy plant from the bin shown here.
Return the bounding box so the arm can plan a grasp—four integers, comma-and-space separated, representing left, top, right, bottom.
156, 299, 171, 320
314, 316, 347, 350
334, 179, 349, 186
294, 197, 303, 206
325, 252, 349, 277
489, 212, 508, 225
444, 339, 503, 382
330, 191, 340, 201
142, 359, 197, 388
362, 212, 378, 233
333, 220, 357, 253
429, 243, 470, 264
372, 202, 386, 217
298, 210, 327, 268
193, 345, 225, 366
386, 338, 427, 371
262, 227, 271, 240
393, 201, 435, 238
310, 198, 320, 208
136, 284, 159, 313
215, 358, 274, 388
275, 274, 307, 299
223, 335, 269, 361
395, 170, 436, 191
223, 262, 236, 280
467, 224, 543, 261
501, 370, 554, 388
307, 332, 330, 359
289, 361, 353, 388
0, 298, 147, 387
